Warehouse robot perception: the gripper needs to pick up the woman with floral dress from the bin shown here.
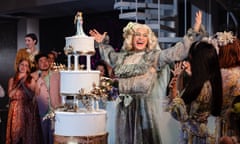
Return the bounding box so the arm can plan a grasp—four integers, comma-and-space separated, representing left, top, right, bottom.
213, 32, 240, 143
168, 41, 223, 144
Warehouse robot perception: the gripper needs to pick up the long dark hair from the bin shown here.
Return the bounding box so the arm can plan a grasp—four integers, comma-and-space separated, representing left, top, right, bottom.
181, 41, 223, 116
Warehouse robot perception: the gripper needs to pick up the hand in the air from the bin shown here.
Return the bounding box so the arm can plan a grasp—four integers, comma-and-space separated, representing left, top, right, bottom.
169, 62, 185, 99
193, 10, 202, 32
89, 29, 107, 43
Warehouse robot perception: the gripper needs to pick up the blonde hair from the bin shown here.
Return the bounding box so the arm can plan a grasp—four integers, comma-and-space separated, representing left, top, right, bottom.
122, 22, 158, 51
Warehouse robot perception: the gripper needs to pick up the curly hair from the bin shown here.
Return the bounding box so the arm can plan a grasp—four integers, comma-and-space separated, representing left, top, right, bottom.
122, 22, 158, 51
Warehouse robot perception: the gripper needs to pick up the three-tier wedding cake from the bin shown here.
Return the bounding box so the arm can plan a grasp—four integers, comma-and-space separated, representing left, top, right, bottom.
54, 12, 107, 144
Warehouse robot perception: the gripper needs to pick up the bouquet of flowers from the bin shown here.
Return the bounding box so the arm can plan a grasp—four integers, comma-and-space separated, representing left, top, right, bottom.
91, 77, 119, 101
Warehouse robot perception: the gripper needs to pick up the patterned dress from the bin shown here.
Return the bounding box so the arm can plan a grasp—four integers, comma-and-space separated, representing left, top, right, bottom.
168, 81, 218, 144
98, 28, 203, 144
220, 67, 240, 140
6, 78, 43, 144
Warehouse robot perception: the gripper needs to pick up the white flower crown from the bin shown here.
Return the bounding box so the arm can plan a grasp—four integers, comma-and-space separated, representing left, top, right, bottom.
214, 31, 236, 46
202, 31, 236, 54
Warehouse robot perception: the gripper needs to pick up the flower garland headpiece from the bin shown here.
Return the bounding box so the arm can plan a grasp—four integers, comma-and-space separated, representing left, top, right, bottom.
214, 31, 236, 46
203, 31, 236, 54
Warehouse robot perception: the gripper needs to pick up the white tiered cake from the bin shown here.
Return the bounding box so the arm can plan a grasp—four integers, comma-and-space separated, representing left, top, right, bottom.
54, 12, 107, 144
64, 12, 95, 56
65, 35, 95, 55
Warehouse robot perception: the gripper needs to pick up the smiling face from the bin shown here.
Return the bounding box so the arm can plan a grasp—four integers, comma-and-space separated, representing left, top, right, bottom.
132, 28, 149, 51
18, 60, 30, 74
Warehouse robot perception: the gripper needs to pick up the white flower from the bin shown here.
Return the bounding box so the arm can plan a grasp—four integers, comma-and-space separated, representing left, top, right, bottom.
215, 31, 236, 46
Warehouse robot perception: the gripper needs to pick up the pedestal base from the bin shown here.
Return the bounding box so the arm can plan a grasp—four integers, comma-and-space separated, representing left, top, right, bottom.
54, 133, 108, 144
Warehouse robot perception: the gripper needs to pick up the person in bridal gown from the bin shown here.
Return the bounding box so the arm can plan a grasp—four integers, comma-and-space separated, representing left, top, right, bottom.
89, 11, 205, 144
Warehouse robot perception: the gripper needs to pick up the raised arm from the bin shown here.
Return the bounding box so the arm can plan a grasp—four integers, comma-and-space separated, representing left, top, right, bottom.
158, 10, 205, 68
89, 29, 120, 67
167, 62, 189, 121
89, 29, 107, 43
193, 10, 202, 32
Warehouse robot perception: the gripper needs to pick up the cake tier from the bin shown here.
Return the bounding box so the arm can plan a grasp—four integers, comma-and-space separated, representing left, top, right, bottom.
54, 109, 107, 136
60, 70, 100, 95
65, 35, 95, 55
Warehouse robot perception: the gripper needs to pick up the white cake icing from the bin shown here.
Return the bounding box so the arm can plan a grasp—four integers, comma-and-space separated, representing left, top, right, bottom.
54, 12, 107, 140
54, 109, 107, 136
60, 70, 100, 95
65, 35, 95, 55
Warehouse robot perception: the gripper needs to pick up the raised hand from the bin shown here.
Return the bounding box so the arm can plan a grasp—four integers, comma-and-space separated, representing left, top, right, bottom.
169, 62, 185, 99
89, 29, 107, 43
193, 10, 202, 32
171, 62, 185, 77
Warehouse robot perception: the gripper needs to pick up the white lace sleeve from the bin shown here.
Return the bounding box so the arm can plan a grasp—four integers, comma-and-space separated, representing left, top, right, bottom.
158, 26, 207, 69
98, 43, 121, 67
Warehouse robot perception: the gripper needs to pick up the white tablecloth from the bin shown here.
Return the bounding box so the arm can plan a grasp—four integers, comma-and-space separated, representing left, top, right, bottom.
105, 101, 117, 144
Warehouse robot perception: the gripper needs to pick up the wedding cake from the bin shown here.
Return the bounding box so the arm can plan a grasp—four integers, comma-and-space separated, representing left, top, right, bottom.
65, 35, 95, 55
64, 12, 95, 55
54, 12, 107, 144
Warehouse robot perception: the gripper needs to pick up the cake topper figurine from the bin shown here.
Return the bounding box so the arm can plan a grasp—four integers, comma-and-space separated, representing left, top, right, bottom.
74, 11, 87, 36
